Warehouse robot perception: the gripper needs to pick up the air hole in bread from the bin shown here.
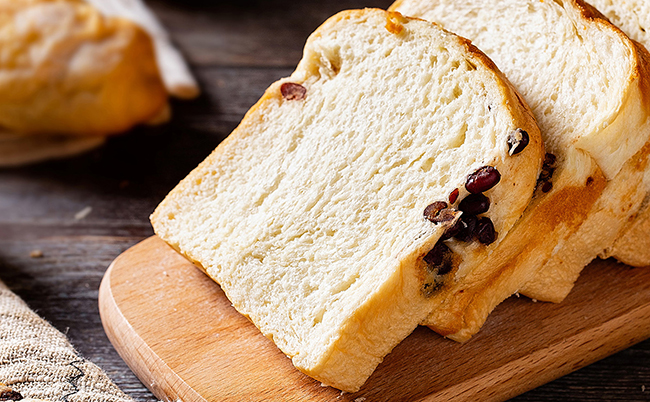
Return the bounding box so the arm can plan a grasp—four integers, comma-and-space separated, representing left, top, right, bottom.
452, 84, 463, 99
448, 122, 467, 148
317, 45, 342, 78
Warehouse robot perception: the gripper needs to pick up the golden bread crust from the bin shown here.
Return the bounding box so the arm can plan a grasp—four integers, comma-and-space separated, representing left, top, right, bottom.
524, 140, 650, 301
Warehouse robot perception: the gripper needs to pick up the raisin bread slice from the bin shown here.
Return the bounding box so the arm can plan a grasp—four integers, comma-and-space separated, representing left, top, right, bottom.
391, 0, 650, 340
151, 9, 543, 392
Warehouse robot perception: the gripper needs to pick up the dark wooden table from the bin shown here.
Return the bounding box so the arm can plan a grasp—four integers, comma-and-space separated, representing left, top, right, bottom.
0, 0, 649, 400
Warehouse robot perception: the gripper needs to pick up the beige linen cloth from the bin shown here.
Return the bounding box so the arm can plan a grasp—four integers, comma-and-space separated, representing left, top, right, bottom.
0, 280, 133, 402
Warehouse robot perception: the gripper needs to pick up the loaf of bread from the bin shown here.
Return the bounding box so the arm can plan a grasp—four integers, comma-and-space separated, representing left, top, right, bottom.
152, 8, 543, 391
391, 0, 650, 340
0, 0, 167, 137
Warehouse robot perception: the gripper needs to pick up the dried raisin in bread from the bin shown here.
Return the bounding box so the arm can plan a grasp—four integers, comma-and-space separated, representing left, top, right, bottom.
0, 0, 167, 137
151, 9, 542, 391
391, 0, 650, 340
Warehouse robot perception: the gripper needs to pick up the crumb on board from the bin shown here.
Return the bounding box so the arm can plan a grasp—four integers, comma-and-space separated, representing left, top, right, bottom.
74, 206, 92, 220
29, 249, 43, 258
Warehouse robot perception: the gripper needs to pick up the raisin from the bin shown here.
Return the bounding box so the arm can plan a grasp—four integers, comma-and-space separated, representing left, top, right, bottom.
441, 218, 463, 240
536, 153, 557, 193
280, 82, 306, 100
423, 241, 448, 267
423, 241, 454, 275
544, 153, 557, 167
507, 128, 530, 155
458, 193, 490, 215
423, 201, 449, 222
455, 214, 478, 242
476, 217, 497, 245
466, 166, 501, 194
448, 188, 459, 204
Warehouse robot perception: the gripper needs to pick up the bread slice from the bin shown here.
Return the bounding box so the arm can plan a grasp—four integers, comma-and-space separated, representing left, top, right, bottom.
522, 0, 650, 301
391, 0, 650, 340
518, 0, 650, 302
589, 0, 650, 268
151, 9, 543, 391
0, 0, 167, 136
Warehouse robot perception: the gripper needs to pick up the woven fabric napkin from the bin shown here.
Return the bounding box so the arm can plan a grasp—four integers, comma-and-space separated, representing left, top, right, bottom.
0, 280, 133, 402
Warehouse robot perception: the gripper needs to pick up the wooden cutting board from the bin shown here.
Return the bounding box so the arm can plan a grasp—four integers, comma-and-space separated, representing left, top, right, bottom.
98, 236, 650, 402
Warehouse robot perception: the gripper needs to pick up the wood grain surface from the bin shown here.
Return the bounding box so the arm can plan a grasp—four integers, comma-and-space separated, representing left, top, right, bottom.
1, 0, 650, 400
100, 236, 650, 402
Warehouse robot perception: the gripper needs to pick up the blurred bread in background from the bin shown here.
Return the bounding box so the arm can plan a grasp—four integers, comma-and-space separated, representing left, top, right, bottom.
0, 0, 199, 167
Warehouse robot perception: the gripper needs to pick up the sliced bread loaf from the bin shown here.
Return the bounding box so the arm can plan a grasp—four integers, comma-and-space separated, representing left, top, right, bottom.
391, 0, 650, 340
151, 9, 542, 391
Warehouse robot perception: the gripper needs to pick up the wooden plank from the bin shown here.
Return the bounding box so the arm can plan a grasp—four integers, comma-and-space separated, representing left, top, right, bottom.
99, 236, 650, 402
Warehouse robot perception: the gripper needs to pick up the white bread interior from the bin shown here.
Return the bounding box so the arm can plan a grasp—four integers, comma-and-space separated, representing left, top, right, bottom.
151, 9, 542, 391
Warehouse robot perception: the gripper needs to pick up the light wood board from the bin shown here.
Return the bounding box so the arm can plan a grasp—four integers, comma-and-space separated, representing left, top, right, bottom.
98, 236, 650, 402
